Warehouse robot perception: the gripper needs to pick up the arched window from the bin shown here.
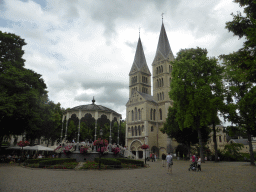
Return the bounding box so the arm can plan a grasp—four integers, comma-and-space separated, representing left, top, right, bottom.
157, 79, 159, 87
156, 67, 158, 74
162, 92, 164, 100
159, 109, 162, 120
138, 126, 141, 136
132, 110, 134, 121
142, 125, 144, 132
159, 79, 161, 87
160, 92, 162, 100
161, 65, 163, 73
135, 107, 137, 121
132, 127, 134, 136
162, 78, 164, 86
150, 109, 153, 120
151, 126, 154, 132
128, 127, 130, 133
138, 109, 141, 120
157, 93, 159, 101
153, 109, 156, 120
135, 126, 137, 136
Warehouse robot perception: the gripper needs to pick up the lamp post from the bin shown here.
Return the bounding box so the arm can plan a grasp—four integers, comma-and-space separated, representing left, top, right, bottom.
99, 128, 103, 170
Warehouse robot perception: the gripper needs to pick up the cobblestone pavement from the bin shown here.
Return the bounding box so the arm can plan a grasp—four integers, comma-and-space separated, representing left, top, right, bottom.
0, 160, 255, 192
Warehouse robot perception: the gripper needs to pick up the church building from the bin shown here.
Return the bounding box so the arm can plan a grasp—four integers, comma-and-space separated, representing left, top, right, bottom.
125, 22, 178, 159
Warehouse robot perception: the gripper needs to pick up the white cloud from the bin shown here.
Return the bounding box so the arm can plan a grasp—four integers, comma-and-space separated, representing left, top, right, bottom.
0, 0, 246, 121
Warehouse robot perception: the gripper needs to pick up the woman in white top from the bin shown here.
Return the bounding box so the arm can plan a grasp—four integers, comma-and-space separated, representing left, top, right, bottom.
197, 156, 201, 171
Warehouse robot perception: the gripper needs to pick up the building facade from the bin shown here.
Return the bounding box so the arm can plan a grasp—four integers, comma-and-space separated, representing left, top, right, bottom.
125, 22, 178, 159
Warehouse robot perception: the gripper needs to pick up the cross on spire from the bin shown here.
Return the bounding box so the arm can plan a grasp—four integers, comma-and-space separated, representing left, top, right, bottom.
161, 13, 164, 22
139, 26, 141, 37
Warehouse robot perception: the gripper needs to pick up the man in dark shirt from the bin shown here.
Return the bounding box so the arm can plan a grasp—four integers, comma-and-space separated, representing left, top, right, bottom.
162, 153, 166, 167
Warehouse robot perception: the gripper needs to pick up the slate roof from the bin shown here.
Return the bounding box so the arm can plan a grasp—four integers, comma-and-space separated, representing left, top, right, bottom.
153, 23, 174, 61
229, 139, 249, 145
137, 91, 157, 103
129, 37, 150, 75
66, 101, 121, 117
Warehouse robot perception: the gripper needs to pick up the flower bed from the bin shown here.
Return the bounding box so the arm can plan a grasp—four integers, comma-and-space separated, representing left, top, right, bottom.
140, 144, 149, 149
17, 141, 30, 147
93, 138, 108, 146
112, 147, 120, 155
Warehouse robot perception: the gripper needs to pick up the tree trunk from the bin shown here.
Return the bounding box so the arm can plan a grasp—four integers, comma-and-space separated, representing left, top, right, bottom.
212, 122, 218, 162
187, 142, 191, 160
247, 131, 255, 166
197, 117, 205, 163
0, 136, 3, 152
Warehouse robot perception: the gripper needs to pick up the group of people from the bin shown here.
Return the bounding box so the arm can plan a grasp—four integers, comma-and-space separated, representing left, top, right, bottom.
149, 153, 157, 162
191, 154, 202, 171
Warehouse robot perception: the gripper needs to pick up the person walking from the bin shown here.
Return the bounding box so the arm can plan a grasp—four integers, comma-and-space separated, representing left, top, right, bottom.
197, 156, 201, 171
166, 153, 173, 174
162, 153, 166, 167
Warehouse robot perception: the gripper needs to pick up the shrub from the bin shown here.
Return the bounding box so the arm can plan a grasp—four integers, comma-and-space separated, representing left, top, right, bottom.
116, 158, 144, 167
39, 158, 76, 168
94, 158, 121, 168
25, 158, 52, 164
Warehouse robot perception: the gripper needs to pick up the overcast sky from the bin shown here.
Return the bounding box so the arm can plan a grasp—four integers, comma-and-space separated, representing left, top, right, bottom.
0, 0, 245, 120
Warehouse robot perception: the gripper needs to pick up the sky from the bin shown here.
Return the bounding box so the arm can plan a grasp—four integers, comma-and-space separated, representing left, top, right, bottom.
0, 0, 245, 121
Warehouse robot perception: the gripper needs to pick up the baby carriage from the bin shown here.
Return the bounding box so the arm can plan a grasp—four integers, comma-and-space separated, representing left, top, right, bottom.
188, 162, 197, 171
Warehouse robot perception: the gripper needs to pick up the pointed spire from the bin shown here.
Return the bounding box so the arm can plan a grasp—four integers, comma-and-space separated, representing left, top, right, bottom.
129, 36, 150, 75
153, 22, 174, 61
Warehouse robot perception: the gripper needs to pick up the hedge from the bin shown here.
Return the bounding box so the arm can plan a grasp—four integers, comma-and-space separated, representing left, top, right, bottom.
25, 158, 52, 164
94, 158, 121, 168
116, 158, 144, 167
39, 158, 76, 168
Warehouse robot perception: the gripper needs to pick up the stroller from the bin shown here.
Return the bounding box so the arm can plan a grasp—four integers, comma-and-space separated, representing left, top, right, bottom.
188, 162, 197, 171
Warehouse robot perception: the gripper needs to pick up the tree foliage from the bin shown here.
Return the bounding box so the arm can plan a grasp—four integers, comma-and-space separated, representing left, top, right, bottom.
220, 0, 256, 165
161, 106, 210, 156
169, 47, 224, 162
0, 31, 48, 145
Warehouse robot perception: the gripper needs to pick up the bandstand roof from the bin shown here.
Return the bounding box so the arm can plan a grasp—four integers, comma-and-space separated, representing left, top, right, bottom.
65, 98, 122, 117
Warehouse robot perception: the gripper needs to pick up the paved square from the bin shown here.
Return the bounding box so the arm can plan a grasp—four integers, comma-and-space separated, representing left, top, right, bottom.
0, 160, 255, 192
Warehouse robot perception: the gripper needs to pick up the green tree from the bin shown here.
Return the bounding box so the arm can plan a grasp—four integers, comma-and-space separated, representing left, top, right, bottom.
0, 31, 48, 147
162, 106, 211, 157
169, 47, 223, 162
111, 120, 126, 146
67, 120, 77, 142
225, 0, 256, 83
223, 143, 244, 161
220, 0, 256, 165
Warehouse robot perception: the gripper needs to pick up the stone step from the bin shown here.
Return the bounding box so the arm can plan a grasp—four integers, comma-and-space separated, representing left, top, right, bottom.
74, 162, 85, 170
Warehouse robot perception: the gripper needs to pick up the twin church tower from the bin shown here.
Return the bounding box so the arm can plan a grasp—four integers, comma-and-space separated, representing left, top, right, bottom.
125, 22, 178, 159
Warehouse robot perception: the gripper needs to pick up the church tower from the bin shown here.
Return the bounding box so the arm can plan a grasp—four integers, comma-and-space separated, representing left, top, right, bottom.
152, 22, 174, 104
129, 37, 151, 98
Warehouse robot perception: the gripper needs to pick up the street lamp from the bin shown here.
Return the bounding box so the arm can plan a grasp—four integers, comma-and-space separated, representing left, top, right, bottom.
99, 128, 103, 169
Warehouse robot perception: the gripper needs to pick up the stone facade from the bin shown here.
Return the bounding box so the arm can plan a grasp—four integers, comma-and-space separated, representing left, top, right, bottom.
125, 22, 178, 159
